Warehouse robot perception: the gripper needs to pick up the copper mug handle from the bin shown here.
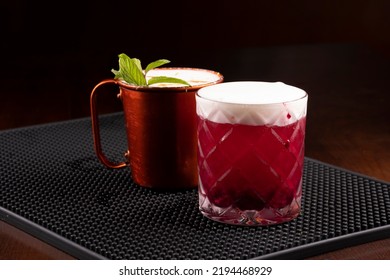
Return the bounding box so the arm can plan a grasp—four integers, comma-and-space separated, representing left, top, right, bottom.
90, 79, 127, 169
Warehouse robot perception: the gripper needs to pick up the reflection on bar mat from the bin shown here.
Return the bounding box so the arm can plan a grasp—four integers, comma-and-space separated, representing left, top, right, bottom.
1, 112, 390, 259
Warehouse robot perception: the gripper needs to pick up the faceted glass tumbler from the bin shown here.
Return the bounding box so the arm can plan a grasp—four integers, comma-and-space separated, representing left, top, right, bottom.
196, 82, 308, 226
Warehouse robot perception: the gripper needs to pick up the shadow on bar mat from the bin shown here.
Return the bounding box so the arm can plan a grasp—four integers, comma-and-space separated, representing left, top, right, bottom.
1, 112, 390, 259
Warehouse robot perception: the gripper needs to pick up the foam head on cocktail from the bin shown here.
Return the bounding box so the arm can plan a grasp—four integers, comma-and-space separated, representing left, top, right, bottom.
146, 68, 223, 88
196, 81, 308, 225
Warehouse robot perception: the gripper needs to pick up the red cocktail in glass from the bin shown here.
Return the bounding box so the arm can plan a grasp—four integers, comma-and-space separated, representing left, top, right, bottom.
196, 82, 308, 225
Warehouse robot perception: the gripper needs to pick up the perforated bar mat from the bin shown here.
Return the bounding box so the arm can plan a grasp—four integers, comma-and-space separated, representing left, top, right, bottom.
1, 113, 390, 259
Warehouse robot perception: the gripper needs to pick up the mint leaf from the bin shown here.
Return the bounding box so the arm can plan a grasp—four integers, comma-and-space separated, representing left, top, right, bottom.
148, 76, 190, 86
119, 54, 146, 86
111, 54, 146, 86
132, 58, 143, 72
111, 69, 123, 80
112, 54, 189, 87
145, 59, 170, 74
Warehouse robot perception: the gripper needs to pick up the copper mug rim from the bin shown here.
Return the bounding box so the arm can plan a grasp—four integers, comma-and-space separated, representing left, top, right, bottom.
115, 67, 224, 92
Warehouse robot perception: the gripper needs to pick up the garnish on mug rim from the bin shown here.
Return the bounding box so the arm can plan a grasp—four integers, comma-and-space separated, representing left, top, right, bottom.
111, 53, 190, 87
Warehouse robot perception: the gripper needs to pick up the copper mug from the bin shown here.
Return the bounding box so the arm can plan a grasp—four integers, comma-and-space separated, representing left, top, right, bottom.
90, 68, 223, 190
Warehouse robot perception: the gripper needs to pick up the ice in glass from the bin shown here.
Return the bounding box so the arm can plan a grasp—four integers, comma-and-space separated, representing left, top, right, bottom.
196, 82, 308, 225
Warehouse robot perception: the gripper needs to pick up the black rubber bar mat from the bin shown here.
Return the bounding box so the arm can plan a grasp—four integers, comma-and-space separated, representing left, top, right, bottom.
1, 112, 390, 259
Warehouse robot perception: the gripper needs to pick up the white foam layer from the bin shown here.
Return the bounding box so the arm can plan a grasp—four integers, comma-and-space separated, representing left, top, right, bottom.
196, 81, 308, 126
147, 68, 222, 87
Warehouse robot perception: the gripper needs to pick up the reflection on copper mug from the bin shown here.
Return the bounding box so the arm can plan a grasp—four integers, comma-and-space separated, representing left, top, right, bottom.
90, 68, 223, 190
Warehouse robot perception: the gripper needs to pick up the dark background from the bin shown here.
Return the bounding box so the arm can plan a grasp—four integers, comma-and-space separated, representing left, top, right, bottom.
2, 1, 390, 260
1, 0, 390, 130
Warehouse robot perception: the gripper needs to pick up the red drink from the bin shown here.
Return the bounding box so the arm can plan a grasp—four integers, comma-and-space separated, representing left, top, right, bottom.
197, 117, 306, 225
196, 81, 308, 225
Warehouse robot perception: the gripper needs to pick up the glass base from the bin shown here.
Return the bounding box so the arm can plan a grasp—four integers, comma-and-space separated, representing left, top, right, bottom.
199, 194, 301, 226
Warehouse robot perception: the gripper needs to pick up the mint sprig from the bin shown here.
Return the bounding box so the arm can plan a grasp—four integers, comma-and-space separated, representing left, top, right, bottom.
111, 53, 190, 87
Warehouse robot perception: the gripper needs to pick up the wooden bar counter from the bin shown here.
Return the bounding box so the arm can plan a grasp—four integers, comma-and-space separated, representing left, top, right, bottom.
0, 44, 389, 259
